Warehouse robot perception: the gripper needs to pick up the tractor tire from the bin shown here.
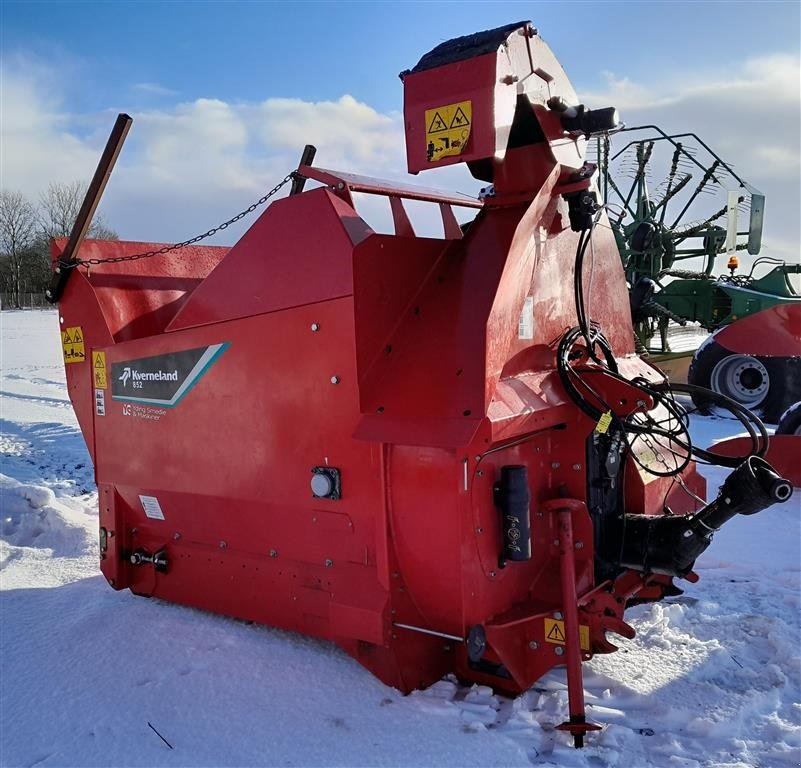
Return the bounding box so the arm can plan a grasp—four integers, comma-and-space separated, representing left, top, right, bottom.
776, 402, 801, 436
688, 338, 801, 423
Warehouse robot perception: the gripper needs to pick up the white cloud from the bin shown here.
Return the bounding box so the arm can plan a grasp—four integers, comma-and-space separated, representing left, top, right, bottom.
253, 94, 403, 170
0, 56, 418, 242
131, 82, 178, 97
0, 61, 101, 200
587, 54, 800, 111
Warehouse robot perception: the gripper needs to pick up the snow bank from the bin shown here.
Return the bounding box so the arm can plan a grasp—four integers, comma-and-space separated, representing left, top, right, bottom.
2, 474, 74, 548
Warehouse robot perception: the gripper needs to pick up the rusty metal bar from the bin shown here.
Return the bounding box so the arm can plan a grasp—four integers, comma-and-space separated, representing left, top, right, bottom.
46, 113, 133, 303
290, 145, 317, 196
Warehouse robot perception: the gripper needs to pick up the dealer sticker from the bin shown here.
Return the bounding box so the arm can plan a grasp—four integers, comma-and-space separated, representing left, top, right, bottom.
139, 495, 165, 521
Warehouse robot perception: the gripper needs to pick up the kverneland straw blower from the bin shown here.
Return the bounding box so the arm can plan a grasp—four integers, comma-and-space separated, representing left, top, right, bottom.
50, 22, 792, 746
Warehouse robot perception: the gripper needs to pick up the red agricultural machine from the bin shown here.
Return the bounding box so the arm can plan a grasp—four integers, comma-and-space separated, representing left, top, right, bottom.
50, 22, 793, 747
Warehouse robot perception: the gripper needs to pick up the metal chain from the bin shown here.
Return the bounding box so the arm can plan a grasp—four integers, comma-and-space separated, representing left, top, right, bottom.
65, 172, 295, 268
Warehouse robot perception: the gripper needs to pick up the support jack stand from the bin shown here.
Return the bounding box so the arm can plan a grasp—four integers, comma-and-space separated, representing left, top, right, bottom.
544, 498, 602, 748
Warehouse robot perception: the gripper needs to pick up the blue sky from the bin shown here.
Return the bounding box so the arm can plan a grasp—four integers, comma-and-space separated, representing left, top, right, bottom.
2, 1, 799, 255
5, 1, 800, 114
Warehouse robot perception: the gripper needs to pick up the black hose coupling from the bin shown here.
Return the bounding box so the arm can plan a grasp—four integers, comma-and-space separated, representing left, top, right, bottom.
619, 456, 792, 577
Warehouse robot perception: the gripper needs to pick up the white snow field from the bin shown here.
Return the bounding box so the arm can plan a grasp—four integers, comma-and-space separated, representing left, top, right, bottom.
1, 310, 799, 768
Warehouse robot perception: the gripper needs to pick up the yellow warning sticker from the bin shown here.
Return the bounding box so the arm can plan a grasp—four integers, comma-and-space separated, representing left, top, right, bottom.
544, 618, 591, 651
92, 351, 108, 389
595, 410, 613, 435
61, 326, 86, 364
425, 100, 472, 162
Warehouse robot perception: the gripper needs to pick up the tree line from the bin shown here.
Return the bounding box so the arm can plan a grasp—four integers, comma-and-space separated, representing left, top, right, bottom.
0, 182, 117, 308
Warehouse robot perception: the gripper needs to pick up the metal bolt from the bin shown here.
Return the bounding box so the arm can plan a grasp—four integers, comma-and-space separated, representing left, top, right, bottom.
489, 571, 497, 578
476, 470, 483, 477
572, 463, 582, 470
325, 558, 334, 567
219, 540, 227, 549
476, 527, 484, 534
553, 611, 563, 620
330, 375, 340, 384
173, 532, 181, 541
553, 539, 560, 546
529, 640, 539, 650
575, 541, 583, 550
554, 646, 565, 656
269, 548, 278, 557
55, 267, 61, 274
551, 462, 560, 469
310, 322, 320, 332
725, 497, 732, 505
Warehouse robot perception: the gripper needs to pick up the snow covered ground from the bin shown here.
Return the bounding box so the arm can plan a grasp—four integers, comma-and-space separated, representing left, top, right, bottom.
2, 310, 799, 768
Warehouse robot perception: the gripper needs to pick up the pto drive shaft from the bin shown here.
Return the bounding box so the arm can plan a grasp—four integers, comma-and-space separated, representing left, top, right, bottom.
619, 456, 792, 577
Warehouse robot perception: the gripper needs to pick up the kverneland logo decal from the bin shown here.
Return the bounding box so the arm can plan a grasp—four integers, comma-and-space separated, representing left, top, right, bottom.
117, 367, 178, 387
111, 343, 228, 407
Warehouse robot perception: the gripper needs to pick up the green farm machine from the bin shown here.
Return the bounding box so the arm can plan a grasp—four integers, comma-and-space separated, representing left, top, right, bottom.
597, 126, 800, 423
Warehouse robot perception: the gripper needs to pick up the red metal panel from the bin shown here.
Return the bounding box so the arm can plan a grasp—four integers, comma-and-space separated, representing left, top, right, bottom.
167, 189, 372, 330
352, 234, 446, 402
52, 238, 229, 341
711, 435, 801, 487
714, 303, 801, 357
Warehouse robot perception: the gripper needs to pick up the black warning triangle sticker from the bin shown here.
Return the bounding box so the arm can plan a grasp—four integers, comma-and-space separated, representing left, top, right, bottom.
546, 623, 566, 643
94, 355, 105, 368
449, 106, 470, 129
72, 328, 83, 342
427, 112, 448, 133
62, 330, 73, 343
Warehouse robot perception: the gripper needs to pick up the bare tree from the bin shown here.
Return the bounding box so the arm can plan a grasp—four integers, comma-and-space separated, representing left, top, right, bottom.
0, 191, 38, 308
0, 182, 119, 306
39, 181, 119, 241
